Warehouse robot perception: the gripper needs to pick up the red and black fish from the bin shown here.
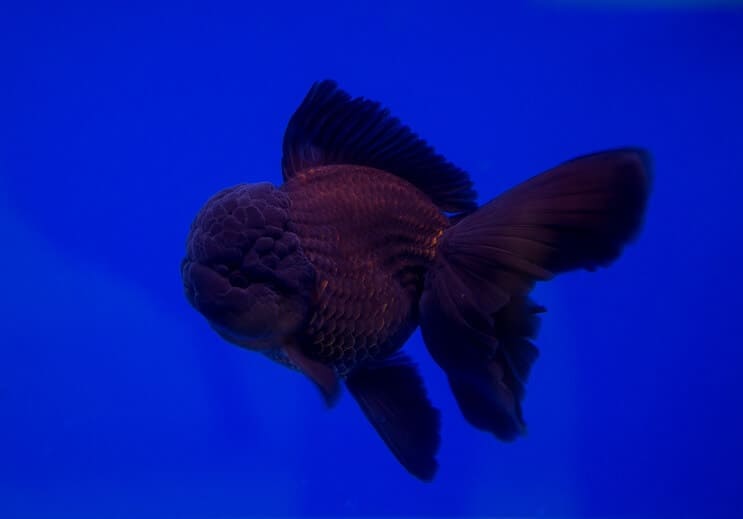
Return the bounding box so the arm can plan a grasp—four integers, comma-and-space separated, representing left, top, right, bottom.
180, 80, 651, 481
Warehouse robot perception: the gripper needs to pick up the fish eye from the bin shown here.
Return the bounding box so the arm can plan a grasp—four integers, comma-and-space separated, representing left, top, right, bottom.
228, 271, 250, 289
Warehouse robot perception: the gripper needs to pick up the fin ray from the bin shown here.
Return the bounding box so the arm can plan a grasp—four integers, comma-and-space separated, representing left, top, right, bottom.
282, 80, 477, 214
420, 148, 652, 439
346, 354, 441, 481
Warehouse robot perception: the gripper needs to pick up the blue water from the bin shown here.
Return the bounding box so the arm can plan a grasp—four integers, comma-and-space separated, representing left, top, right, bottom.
2, 3, 741, 518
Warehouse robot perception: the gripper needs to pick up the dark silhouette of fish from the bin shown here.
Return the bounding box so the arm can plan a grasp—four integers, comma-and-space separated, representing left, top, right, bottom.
180, 80, 651, 481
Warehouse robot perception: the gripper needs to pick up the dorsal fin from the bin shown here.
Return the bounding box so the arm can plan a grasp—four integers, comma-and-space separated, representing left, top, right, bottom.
281, 80, 478, 214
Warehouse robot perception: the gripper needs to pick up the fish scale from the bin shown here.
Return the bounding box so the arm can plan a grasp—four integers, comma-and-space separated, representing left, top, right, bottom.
285, 165, 446, 373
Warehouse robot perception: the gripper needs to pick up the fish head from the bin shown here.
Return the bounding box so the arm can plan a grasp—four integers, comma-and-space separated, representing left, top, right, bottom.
181, 182, 315, 351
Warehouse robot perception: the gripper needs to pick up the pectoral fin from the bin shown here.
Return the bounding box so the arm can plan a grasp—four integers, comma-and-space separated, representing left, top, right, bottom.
283, 346, 341, 407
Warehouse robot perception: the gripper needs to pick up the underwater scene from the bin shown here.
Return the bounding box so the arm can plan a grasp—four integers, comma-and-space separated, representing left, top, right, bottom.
2, 2, 742, 518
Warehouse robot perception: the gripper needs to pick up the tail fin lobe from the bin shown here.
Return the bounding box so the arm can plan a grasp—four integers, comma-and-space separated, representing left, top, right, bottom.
420, 148, 651, 439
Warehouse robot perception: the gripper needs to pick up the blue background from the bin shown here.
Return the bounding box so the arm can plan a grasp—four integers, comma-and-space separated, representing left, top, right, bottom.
2, 2, 742, 518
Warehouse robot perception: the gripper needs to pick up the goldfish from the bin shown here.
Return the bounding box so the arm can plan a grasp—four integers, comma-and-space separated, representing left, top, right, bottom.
180, 80, 651, 480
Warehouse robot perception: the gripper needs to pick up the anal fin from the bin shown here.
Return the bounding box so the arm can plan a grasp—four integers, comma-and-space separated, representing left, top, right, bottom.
346, 354, 441, 481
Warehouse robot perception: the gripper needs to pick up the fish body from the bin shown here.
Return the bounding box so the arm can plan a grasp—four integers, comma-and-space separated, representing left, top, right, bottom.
285, 165, 446, 373
181, 81, 651, 480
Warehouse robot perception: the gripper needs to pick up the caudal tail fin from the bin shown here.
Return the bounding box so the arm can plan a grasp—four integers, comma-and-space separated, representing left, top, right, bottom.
419, 148, 652, 439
